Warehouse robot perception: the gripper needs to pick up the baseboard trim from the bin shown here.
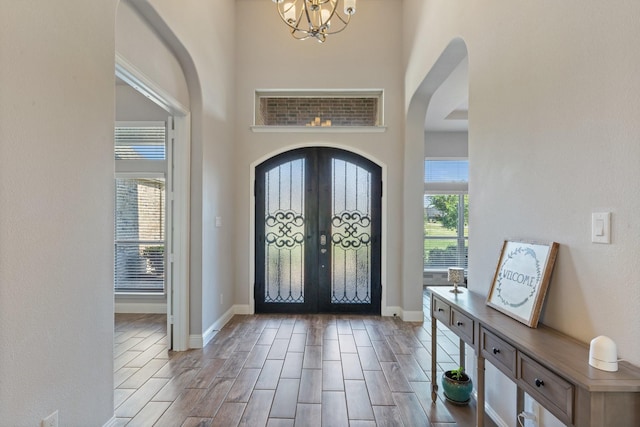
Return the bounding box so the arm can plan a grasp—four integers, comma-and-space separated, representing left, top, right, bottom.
233, 304, 252, 315
189, 321, 220, 349
189, 305, 237, 349
114, 302, 167, 314
401, 309, 424, 322
103, 416, 118, 427
381, 306, 402, 317
200, 323, 219, 348
381, 306, 424, 322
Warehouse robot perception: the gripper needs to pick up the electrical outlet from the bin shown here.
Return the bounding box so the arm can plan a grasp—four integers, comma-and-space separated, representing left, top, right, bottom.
42, 410, 58, 427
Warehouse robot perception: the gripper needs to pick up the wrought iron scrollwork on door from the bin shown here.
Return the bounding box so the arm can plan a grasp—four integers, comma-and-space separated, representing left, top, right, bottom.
264, 209, 305, 304
265, 210, 305, 249
331, 211, 371, 250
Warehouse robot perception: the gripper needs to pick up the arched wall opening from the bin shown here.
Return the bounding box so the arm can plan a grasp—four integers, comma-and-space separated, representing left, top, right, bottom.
402, 38, 469, 319
115, 0, 202, 351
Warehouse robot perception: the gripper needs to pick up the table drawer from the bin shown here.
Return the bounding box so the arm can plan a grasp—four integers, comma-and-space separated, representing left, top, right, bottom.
480, 327, 516, 376
431, 296, 450, 324
450, 308, 474, 344
518, 352, 574, 425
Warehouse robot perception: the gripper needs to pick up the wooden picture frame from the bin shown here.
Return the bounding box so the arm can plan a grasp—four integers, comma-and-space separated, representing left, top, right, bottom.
487, 240, 559, 328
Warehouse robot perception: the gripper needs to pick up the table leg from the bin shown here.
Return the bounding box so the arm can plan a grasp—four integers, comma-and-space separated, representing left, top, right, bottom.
477, 354, 485, 427
516, 386, 524, 427
431, 314, 438, 403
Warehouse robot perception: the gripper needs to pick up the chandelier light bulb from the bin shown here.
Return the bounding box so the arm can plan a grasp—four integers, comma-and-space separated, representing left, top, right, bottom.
321, 8, 331, 28
284, 2, 296, 23
344, 0, 356, 15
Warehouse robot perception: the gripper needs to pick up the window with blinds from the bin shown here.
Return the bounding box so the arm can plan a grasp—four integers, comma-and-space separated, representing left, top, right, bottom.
424, 159, 469, 271
114, 178, 165, 292
424, 159, 468, 184
115, 125, 166, 160
114, 121, 167, 293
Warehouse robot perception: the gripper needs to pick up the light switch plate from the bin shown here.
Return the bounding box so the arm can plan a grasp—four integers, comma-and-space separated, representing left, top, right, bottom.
592, 212, 611, 244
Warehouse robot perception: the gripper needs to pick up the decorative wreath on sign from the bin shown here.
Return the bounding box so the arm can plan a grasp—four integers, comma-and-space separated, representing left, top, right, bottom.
495, 246, 542, 308
487, 240, 559, 328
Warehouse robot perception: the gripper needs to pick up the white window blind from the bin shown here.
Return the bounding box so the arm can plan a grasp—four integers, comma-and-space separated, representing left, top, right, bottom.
424, 159, 469, 183
424, 159, 468, 194
114, 178, 165, 292
115, 125, 166, 160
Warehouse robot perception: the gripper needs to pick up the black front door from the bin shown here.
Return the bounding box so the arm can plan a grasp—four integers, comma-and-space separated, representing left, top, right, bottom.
255, 147, 382, 314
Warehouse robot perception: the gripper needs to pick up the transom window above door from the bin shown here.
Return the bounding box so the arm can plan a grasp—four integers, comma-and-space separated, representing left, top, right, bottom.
252, 90, 385, 132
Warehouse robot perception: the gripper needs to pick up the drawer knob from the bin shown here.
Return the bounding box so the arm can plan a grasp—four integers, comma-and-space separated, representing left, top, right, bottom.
492, 347, 500, 355
535, 378, 544, 387
456, 321, 463, 326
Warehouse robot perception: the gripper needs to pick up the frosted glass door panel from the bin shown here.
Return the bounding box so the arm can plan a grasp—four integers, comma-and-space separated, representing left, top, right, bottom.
330, 159, 372, 304
263, 159, 305, 303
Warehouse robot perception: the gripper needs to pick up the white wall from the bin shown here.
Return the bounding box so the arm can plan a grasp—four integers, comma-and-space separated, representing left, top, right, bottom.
425, 131, 468, 158
115, 84, 170, 121
0, 1, 117, 425
404, 0, 640, 425
234, 0, 406, 316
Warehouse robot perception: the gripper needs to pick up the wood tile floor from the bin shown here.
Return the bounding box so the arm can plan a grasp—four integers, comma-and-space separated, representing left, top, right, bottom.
113, 290, 496, 426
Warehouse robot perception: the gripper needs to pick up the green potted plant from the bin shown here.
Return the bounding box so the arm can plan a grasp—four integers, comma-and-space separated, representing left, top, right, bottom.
441, 366, 473, 405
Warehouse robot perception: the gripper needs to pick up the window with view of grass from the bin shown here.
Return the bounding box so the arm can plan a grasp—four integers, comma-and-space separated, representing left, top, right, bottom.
424, 159, 468, 271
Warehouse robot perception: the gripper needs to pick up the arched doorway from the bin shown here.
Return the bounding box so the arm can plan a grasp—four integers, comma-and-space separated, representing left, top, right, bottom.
255, 147, 382, 314
402, 38, 469, 319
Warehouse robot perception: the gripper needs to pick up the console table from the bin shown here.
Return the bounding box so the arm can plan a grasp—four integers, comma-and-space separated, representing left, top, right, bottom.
428, 286, 640, 427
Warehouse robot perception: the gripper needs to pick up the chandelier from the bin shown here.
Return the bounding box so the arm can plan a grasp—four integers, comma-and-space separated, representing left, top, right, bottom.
272, 0, 357, 43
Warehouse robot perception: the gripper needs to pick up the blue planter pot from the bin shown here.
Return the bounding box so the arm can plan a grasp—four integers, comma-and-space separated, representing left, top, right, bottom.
442, 370, 473, 405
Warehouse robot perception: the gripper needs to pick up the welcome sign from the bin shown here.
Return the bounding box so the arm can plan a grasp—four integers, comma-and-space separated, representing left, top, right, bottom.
487, 240, 559, 327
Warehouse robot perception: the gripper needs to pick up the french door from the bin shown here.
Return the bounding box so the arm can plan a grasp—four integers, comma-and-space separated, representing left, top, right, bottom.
255, 147, 382, 314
